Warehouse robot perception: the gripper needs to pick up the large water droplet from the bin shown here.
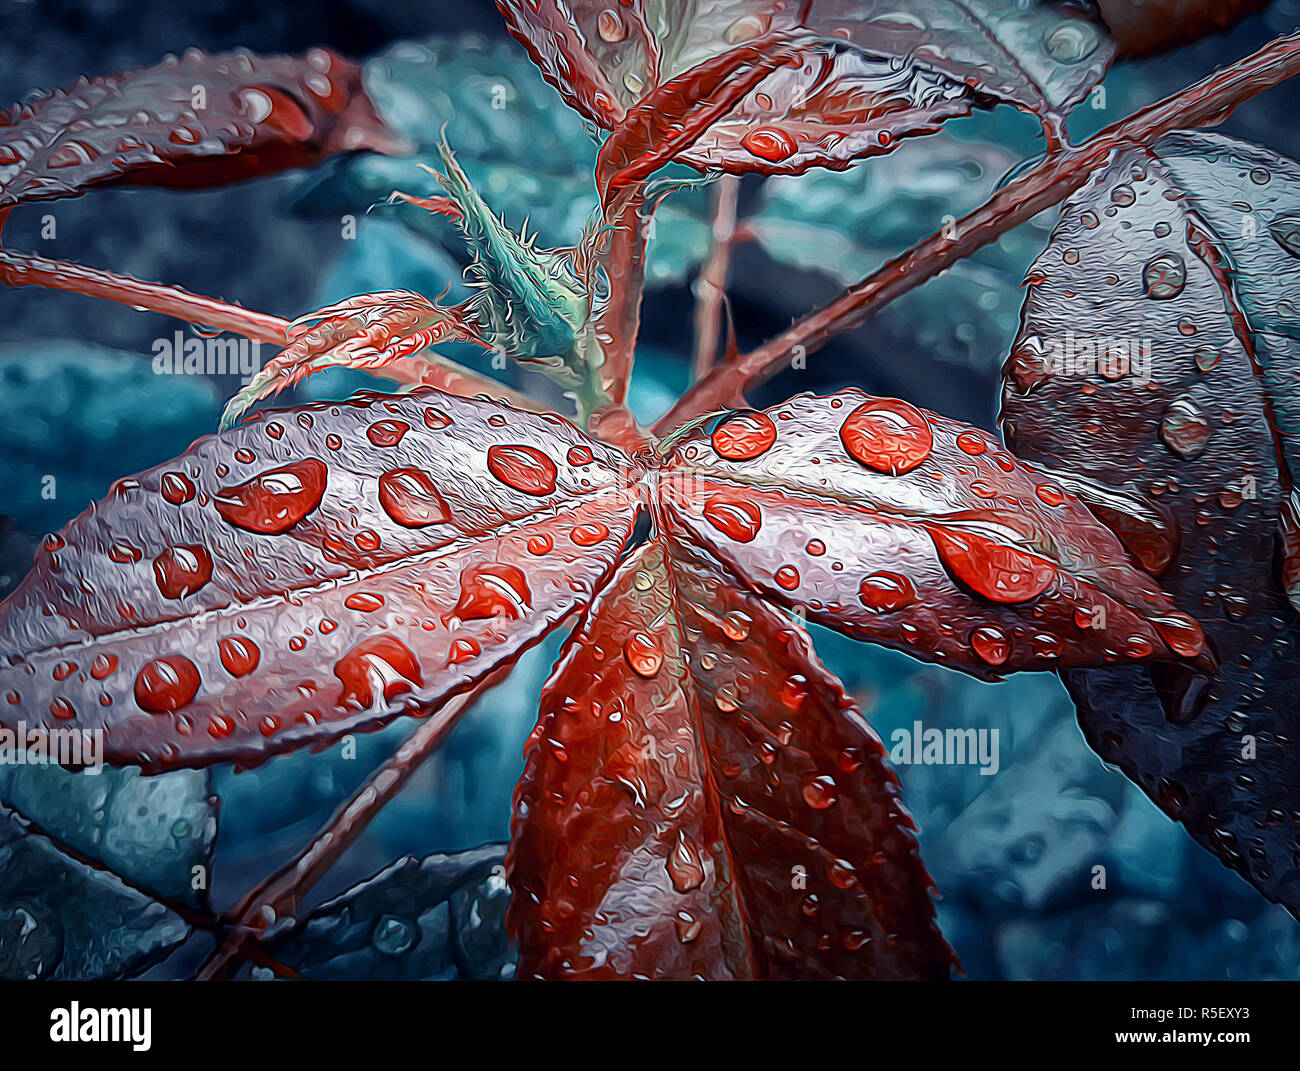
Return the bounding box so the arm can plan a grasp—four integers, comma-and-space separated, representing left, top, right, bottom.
366, 419, 409, 447
702, 495, 762, 542
710, 410, 777, 461
134, 655, 201, 713
1160, 398, 1211, 459
927, 527, 1056, 603
378, 467, 450, 528
774, 565, 800, 590
214, 459, 327, 534
970, 624, 1011, 666
218, 636, 261, 677
1143, 252, 1187, 300
740, 127, 797, 162
451, 563, 532, 621
840, 399, 933, 474
152, 545, 213, 599
160, 471, 195, 505
486, 444, 557, 496
334, 636, 423, 710
802, 775, 838, 809
666, 830, 706, 892
858, 571, 916, 612
624, 631, 663, 678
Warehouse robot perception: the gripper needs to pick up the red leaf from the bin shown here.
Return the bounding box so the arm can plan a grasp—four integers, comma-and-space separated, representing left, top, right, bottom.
500, 1, 1116, 177
0, 390, 637, 772
659, 391, 1209, 678
0, 48, 407, 208
507, 538, 955, 979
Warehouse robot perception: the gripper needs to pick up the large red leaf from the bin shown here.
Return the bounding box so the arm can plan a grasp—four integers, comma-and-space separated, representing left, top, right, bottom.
658, 391, 1208, 679
507, 538, 955, 979
1001, 132, 1300, 914
500, 1, 1114, 176
0, 48, 406, 208
0, 389, 637, 773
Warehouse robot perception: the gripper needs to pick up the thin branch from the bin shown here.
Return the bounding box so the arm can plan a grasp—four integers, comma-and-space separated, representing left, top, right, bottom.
192, 671, 505, 980
595, 183, 649, 405
0, 246, 542, 411
0, 246, 292, 343
691, 174, 740, 381
655, 29, 1300, 434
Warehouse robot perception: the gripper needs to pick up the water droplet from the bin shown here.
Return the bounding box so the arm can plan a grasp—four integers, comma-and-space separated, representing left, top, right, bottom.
265, 422, 284, 440
218, 636, 261, 677
1152, 612, 1205, 658
160, 471, 195, 505
355, 529, 381, 552
377, 467, 450, 528
721, 611, 752, 642
134, 655, 201, 713
740, 127, 797, 162
451, 563, 532, 621
372, 915, 415, 956
487, 444, 557, 496
344, 592, 385, 613
711, 410, 777, 460
108, 540, 143, 564
1044, 20, 1099, 63
927, 527, 1056, 603
666, 831, 706, 892
624, 631, 663, 677
447, 636, 481, 665
1143, 252, 1187, 299
571, 522, 610, 546
527, 533, 553, 555
597, 7, 627, 42
970, 625, 1010, 666
702, 495, 762, 542
675, 912, 702, 944
334, 636, 423, 709
215, 459, 328, 534
1160, 398, 1211, 459
1194, 345, 1223, 372
956, 431, 986, 455
152, 545, 213, 599
234, 448, 256, 465
423, 407, 452, 430
49, 697, 76, 720
1036, 484, 1064, 506
857, 571, 916, 612
806, 539, 826, 556
1111, 184, 1135, 207
366, 419, 409, 447
840, 399, 933, 474
90, 654, 118, 680
567, 445, 594, 466
774, 564, 800, 590
52, 660, 77, 681
802, 775, 838, 809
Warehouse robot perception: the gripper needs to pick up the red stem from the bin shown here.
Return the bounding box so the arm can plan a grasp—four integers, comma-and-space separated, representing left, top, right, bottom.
655, 29, 1300, 434
596, 184, 649, 405
692, 174, 741, 381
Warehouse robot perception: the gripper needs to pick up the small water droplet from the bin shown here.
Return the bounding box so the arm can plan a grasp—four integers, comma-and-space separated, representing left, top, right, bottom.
970, 624, 1011, 666
367, 419, 409, 447
134, 655, 201, 713
487, 444, 557, 496
857, 571, 916, 612
840, 399, 933, 474
1160, 398, 1211, 459
702, 495, 762, 542
218, 636, 261, 677
624, 631, 663, 677
740, 127, 797, 162
802, 775, 838, 809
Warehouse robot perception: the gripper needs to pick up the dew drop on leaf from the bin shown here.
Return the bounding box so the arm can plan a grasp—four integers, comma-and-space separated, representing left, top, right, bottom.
134, 655, 201, 713
160, 471, 195, 505
366, 419, 409, 447
451, 563, 533, 621
711, 410, 777, 460
571, 522, 610, 546
1143, 252, 1187, 299
214, 459, 328, 534
840, 399, 933, 474
152, 545, 213, 599
334, 636, 423, 709
858, 571, 916, 612
486, 444, 558, 496
378, 467, 450, 528
802, 775, 838, 809
927, 527, 1056, 603
1159, 398, 1212, 459
970, 624, 1011, 666
740, 127, 797, 162
666, 831, 706, 892
218, 635, 261, 678
702, 495, 762, 542
623, 631, 663, 678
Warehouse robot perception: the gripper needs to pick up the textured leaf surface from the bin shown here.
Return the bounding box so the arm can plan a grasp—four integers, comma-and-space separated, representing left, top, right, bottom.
0, 764, 216, 907
1001, 132, 1300, 913
0, 805, 189, 979
501, 0, 1114, 176
508, 539, 954, 979
265, 844, 513, 980
0, 48, 405, 208
659, 390, 1207, 680
0, 389, 637, 773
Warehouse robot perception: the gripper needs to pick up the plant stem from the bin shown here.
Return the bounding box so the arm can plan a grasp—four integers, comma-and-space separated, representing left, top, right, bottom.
0, 246, 292, 342
595, 183, 649, 406
0, 246, 542, 411
691, 174, 740, 381
655, 29, 1300, 434
192, 672, 504, 980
